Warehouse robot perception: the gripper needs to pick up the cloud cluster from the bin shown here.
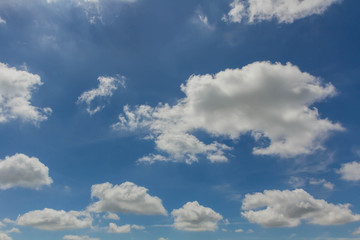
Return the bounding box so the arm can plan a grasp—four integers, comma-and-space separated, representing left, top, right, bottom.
242, 189, 360, 227
0, 153, 53, 190
77, 75, 125, 115
114, 61, 343, 163
223, 0, 341, 24
171, 201, 223, 231
16, 208, 92, 231
107, 223, 144, 233
88, 182, 167, 215
63, 235, 99, 240
0, 63, 52, 124
337, 161, 360, 181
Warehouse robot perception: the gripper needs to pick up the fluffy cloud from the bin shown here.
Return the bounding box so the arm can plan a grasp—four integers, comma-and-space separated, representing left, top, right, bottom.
242, 189, 360, 227
0, 153, 53, 190
16, 208, 92, 230
63, 235, 99, 240
309, 178, 334, 190
77, 75, 125, 115
0, 233, 11, 240
223, 0, 341, 24
0, 63, 52, 124
114, 61, 343, 163
103, 212, 120, 220
171, 201, 223, 231
88, 182, 167, 215
337, 161, 360, 181
107, 223, 144, 233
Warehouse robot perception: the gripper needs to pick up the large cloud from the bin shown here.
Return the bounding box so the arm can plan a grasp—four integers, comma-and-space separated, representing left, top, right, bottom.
242, 189, 360, 227
77, 75, 125, 115
16, 208, 92, 231
88, 182, 167, 215
223, 0, 341, 24
114, 61, 343, 163
171, 201, 223, 232
0, 153, 53, 190
337, 161, 360, 181
0, 62, 52, 124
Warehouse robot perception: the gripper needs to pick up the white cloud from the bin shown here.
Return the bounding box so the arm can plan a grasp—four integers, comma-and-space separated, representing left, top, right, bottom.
223, 0, 341, 24
114, 61, 343, 163
242, 189, 360, 227
337, 161, 360, 181
0, 153, 53, 190
0, 62, 52, 124
131, 224, 145, 230
88, 182, 167, 215
107, 223, 130, 233
4, 228, 20, 234
171, 201, 223, 232
235, 228, 244, 232
17, 208, 92, 231
63, 235, 99, 240
0, 17, 5, 24
158, 238, 168, 240
354, 227, 360, 235
77, 75, 125, 115
103, 212, 120, 220
309, 178, 334, 190
0, 232, 11, 240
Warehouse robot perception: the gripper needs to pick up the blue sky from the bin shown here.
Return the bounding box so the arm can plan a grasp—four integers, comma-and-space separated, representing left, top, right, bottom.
1, 0, 360, 239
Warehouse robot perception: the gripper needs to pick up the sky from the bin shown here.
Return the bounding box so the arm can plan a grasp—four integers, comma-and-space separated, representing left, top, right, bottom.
0, 0, 360, 239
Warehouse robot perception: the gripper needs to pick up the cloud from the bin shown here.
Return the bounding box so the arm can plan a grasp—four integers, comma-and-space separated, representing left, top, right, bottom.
114, 61, 343, 163
0, 153, 53, 190
63, 235, 99, 240
88, 182, 167, 215
107, 223, 144, 233
0, 62, 52, 124
223, 0, 341, 24
158, 238, 168, 240
354, 227, 360, 235
16, 208, 92, 231
103, 212, 120, 220
235, 228, 244, 232
0, 17, 5, 24
171, 201, 223, 231
337, 161, 360, 181
309, 178, 334, 190
77, 75, 125, 115
0, 233, 11, 240
242, 189, 360, 227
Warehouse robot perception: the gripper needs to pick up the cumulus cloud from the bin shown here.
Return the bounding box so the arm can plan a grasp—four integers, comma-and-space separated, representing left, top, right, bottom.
242, 189, 360, 227
223, 0, 341, 24
88, 182, 167, 215
0, 62, 52, 124
0, 232, 11, 240
77, 75, 125, 115
171, 201, 223, 231
103, 212, 120, 220
309, 178, 334, 190
114, 61, 343, 163
337, 161, 360, 181
16, 208, 92, 231
0, 153, 53, 190
63, 235, 99, 240
107, 223, 144, 233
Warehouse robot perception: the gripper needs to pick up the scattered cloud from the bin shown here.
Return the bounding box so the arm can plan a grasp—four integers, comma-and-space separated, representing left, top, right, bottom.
288, 176, 306, 188
0, 17, 5, 24
131, 224, 145, 230
0, 153, 53, 190
63, 235, 99, 240
0, 232, 11, 240
309, 178, 334, 190
242, 189, 360, 227
88, 182, 167, 215
77, 75, 125, 115
114, 61, 343, 163
0, 62, 52, 124
158, 238, 168, 240
288, 176, 334, 190
171, 201, 223, 231
4, 228, 20, 234
337, 161, 360, 181
235, 228, 244, 232
107, 223, 130, 233
103, 212, 120, 220
353, 227, 360, 235
16, 208, 92, 231
223, 0, 341, 24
